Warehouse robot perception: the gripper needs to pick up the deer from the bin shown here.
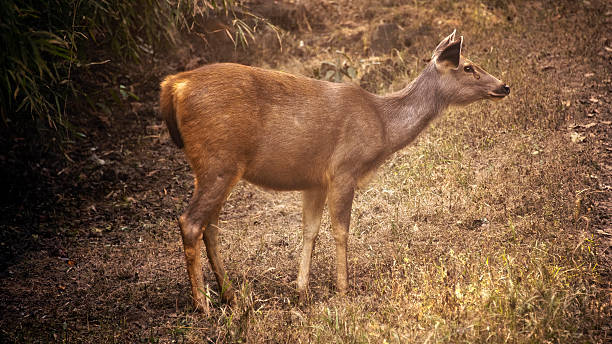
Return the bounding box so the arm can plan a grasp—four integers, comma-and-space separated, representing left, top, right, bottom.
160, 30, 509, 313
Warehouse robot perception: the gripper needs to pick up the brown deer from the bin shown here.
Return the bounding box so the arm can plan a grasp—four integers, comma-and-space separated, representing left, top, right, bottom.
160, 30, 509, 312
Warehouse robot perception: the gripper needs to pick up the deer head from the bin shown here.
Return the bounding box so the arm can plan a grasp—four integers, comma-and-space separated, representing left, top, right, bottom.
433, 30, 510, 106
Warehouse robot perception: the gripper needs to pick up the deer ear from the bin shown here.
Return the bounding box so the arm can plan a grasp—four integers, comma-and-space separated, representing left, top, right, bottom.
435, 36, 462, 70
433, 29, 456, 56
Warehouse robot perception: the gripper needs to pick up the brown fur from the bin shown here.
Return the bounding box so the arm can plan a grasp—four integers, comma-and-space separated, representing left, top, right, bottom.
160, 30, 509, 312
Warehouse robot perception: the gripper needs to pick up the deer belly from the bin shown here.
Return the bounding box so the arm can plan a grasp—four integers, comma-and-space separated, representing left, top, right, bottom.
242, 148, 328, 191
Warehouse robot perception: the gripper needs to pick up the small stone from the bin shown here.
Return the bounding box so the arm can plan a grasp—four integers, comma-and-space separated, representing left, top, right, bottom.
570, 132, 586, 143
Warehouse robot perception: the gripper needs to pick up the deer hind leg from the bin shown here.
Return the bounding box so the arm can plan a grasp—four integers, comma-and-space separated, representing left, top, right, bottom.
179, 190, 209, 313
297, 187, 327, 302
179, 166, 241, 312
328, 181, 355, 294
203, 205, 235, 305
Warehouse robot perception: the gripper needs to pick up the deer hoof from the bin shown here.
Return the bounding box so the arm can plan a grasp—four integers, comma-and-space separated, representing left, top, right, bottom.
221, 289, 236, 306
299, 287, 317, 305
194, 298, 210, 314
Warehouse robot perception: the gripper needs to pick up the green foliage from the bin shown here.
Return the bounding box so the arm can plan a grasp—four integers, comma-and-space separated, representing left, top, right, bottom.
317, 50, 358, 83
0, 0, 261, 138
0, 0, 76, 131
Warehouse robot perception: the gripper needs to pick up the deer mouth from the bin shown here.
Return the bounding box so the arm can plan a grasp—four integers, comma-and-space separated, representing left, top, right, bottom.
488, 85, 510, 100
488, 92, 507, 100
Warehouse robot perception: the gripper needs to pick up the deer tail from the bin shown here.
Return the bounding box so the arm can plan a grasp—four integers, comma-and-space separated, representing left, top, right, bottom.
160, 77, 184, 149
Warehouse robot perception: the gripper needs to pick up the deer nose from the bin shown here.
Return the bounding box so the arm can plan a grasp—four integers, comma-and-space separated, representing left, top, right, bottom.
503, 85, 510, 95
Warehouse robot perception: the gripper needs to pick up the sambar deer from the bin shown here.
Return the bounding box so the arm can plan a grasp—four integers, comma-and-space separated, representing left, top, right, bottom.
160, 30, 509, 312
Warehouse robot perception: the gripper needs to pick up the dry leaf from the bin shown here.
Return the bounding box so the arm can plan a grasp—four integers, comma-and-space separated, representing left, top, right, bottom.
570, 132, 586, 143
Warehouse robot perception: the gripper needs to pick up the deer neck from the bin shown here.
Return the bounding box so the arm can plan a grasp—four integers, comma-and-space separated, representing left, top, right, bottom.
380, 64, 450, 154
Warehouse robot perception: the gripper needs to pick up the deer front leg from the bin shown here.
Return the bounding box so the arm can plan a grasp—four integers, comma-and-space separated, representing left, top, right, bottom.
328, 182, 355, 294
297, 187, 327, 302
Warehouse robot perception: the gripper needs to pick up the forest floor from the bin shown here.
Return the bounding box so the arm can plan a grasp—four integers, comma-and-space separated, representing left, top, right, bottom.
1, 0, 610, 343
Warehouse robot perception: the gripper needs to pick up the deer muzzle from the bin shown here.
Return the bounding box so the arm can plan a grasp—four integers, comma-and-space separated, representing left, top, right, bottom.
488, 84, 510, 99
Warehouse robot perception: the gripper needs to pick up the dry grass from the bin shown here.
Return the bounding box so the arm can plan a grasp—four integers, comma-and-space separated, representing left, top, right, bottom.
175, 1, 610, 343
1, 0, 610, 343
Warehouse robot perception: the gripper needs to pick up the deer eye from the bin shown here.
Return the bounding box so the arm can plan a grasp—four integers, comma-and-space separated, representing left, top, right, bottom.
463, 66, 473, 73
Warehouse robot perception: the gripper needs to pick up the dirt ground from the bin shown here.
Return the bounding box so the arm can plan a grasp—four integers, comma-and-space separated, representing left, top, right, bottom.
1, 0, 610, 343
